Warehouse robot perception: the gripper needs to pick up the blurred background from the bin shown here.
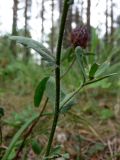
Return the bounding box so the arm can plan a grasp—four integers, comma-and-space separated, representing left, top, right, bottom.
0, 0, 120, 159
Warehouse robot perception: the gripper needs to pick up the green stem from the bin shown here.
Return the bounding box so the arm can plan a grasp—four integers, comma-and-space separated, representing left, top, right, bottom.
45, 0, 71, 158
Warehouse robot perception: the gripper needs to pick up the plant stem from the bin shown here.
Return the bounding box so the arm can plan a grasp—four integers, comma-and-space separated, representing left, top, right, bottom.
0, 121, 2, 144
45, 0, 71, 158
13, 97, 49, 160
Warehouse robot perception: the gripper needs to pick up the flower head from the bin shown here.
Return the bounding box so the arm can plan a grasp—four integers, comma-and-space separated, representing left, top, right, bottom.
71, 25, 89, 49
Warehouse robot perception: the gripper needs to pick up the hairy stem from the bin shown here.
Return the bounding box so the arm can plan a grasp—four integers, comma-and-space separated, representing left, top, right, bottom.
45, 0, 71, 158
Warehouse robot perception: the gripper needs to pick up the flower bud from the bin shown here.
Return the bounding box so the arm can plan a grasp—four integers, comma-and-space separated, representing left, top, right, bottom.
71, 26, 89, 49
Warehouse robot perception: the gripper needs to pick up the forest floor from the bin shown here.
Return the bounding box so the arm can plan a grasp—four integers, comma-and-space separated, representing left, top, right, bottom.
0, 84, 120, 160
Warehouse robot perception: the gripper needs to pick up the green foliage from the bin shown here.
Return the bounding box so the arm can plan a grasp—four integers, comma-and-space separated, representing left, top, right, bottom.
34, 77, 49, 107
45, 76, 76, 113
31, 140, 42, 155
60, 91, 77, 113
89, 63, 99, 80
1, 1, 118, 159
1, 114, 38, 160
4, 106, 38, 127
0, 107, 4, 117
10, 36, 55, 65
99, 108, 114, 120
87, 143, 105, 156
75, 47, 87, 82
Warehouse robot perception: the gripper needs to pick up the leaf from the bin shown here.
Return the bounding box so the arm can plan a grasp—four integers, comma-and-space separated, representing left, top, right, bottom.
89, 63, 99, 80
10, 36, 55, 64
75, 46, 87, 82
60, 91, 77, 113
45, 77, 76, 113
62, 153, 70, 159
31, 140, 42, 155
34, 77, 49, 107
45, 77, 65, 105
1, 114, 38, 160
100, 108, 114, 120
0, 107, 4, 117
87, 143, 105, 156
50, 145, 61, 155
45, 77, 56, 103
61, 47, 74, 62
95, 61, 110, 76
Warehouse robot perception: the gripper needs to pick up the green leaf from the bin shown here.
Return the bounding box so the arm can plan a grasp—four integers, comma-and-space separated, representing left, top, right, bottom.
95, 61, 110, 76
10, 36, 55, 65
50, 145, 61, 155
87, 143, 105, 156
100, 108, 114, 120
45, 77, 56, 104
62, 153, 70, 159
89, 63, 99, 80
61, 47, 74, 62
31, 140, 42, 155
45, 77, 76, 112
45, 77, 65, 105
75, 46, 87, 82
1, 114, 38, 160
34, 77, 49, 107
0, 107, 4, 117
60, 91, 76, 113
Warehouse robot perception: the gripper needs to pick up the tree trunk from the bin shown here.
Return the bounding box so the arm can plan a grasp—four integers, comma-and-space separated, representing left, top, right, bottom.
105, 0, 108, 44
41, 0, 45, 43
63, 6, 72, 48
75, 6, 80, 26
110, 0, 114, 45
50, 0, 54, 54
87, 0, 91, 48
10, 0, 18, 57
80, 0, 84, 22
24, 0, 32, 62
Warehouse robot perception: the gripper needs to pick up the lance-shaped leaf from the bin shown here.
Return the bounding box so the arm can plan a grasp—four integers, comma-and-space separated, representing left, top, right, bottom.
60, 91, 77, 113
34, 77, 49, 107
45, 76, 76, 112
89, 63, 99, 80
45, 77, 65, 105
75, 46, 87, 82
31, 140, 42, 155
10, 36, 55, 64
95, 61, 110, 76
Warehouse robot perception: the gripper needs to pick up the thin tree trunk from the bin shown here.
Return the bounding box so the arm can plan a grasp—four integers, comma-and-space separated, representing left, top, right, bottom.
75, 6, 80, 26
87, 0, 91, 48
41, 0, 45, 42
105, 0, 108, 44
50, 0, 54, 54
80, 0, 84, 21
110, 0, 114, 45
10, 0, 18, 57
63, 7, 72, 48
58, 0, 63, 19
24, 0, 31, 62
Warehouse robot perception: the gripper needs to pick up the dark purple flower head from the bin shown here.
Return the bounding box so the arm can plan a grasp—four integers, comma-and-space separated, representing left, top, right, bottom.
71, 26, 89, 49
